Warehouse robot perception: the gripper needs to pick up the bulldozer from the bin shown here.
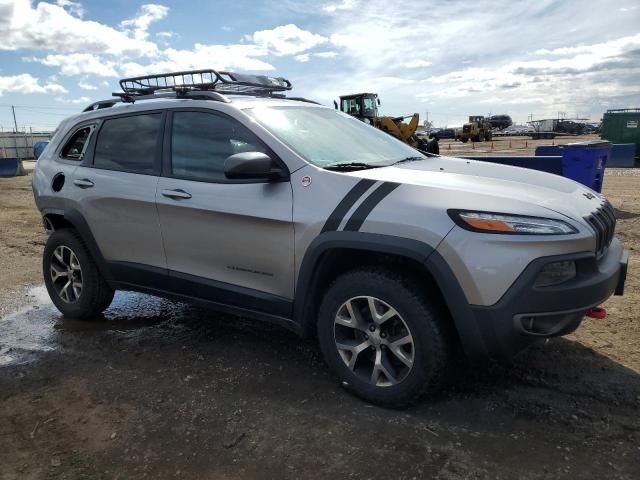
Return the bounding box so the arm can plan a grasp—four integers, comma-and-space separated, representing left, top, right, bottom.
336, 93, 426, 149
456, 116, 493, 143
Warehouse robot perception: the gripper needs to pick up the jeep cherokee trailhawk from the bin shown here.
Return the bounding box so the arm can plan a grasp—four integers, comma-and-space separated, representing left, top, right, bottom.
32, 70, 628, 406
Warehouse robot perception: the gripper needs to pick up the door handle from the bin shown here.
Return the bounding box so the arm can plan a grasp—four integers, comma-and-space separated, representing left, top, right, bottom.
73, 178, 94, 189
161, 189, 192, 200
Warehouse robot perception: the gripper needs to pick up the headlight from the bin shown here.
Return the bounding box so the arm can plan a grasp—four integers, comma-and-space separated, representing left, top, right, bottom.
449, 210, 578, 235
534, 261, 577, 287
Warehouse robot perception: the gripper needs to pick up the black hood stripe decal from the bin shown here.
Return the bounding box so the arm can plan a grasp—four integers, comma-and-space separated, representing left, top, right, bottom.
321, 179, 376, 233
343, 182, 400, 232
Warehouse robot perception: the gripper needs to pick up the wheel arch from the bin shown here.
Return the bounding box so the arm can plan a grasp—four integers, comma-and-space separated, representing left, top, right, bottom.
42, 208, 113, 282
293, 232, 487, 356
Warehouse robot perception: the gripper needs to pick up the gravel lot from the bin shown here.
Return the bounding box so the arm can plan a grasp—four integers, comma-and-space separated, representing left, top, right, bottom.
0, 168, 638, 479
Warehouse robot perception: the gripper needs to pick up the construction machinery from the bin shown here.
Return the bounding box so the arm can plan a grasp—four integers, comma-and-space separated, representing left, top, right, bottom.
456, 116, 493, 143
336, 93, 426, 149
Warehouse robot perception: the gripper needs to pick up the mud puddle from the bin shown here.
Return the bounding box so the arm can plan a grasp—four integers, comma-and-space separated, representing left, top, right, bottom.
0, 285, 189, 366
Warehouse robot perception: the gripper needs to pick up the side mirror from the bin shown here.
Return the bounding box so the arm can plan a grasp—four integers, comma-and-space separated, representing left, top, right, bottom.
377, 98, 381, 106
333, 100, 338, 110
224, 152, 287, 181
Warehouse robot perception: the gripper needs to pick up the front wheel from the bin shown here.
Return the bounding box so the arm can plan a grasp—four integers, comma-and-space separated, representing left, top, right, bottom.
43, 228, 114, 319
317, 268, 453, 407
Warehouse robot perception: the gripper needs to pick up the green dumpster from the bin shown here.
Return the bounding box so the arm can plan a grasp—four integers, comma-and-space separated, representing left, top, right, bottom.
600, 108, 640, 159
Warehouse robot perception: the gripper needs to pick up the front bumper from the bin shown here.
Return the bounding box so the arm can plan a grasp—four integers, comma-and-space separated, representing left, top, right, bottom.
469, 238, 628, 359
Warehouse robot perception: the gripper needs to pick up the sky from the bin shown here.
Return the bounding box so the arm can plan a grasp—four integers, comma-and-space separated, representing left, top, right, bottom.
0, 0, 639, 131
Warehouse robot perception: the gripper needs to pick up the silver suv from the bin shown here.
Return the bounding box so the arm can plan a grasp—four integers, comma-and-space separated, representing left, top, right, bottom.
32, 70, 628, 406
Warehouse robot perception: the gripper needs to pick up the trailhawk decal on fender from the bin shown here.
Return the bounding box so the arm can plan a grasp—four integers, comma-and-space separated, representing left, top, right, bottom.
321, 179, 400, 233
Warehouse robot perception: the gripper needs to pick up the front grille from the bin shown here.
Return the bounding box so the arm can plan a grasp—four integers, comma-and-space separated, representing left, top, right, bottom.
585, 201, 616, 257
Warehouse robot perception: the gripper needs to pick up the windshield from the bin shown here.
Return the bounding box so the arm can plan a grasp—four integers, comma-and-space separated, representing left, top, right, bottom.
245, 106, 425, 168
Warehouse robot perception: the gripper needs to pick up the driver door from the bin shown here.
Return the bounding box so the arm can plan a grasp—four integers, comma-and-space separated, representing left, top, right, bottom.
155, 109, 294, 312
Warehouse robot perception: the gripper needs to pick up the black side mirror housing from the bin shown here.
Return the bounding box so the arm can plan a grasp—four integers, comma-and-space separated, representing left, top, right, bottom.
224, 152, 287, 181
333, 100, 338, 110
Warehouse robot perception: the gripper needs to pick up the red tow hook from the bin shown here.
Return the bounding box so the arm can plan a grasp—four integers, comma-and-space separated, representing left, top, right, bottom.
586, 307, 607, 320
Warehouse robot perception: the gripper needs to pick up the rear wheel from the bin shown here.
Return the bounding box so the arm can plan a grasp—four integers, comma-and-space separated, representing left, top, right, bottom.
43, 228, 114, 319
317, 268, 452, 407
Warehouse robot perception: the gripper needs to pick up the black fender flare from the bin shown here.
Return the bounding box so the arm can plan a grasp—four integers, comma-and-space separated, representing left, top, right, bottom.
293, 231, 488, 358
43, 207, 114, 282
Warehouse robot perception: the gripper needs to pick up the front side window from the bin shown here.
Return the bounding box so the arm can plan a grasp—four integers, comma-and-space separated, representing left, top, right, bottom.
246, 106, 425, 168
170, 111, 269, 182
341, 98, 360, 116
362, 96, 377, 117
94, 113, 162, 174
60, 126, 92, 160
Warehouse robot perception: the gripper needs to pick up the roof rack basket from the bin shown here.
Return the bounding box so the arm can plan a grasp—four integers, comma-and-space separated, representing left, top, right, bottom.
116, 69, 292, 99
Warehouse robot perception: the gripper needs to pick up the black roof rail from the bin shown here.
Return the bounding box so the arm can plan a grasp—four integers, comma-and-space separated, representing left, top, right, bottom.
82, 100, 119, 112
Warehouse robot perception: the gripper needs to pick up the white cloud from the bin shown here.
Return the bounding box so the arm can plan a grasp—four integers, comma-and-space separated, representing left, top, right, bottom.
55, 0, 83, 17
119, 43, 275, 77
322, 0, 357, 13
307, 0, 640, 122
28, 54, 120, 77
0, 73, 67, 95
533, 33, 640, 57
315, 51, 338, 58
404, 59, 432, 68
78, 80, 97, 90
55, 95, 91, 104
156, 31, 174, 39
0, 0, 159, 57
120, 4, 169, 41
296, 51, 337, 62
250, 24, 327, 56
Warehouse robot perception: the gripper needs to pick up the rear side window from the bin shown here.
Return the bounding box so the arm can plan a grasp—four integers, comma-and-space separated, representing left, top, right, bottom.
94, 114, 162, 174
170, 111, 269, 182
60, 126, 92, 160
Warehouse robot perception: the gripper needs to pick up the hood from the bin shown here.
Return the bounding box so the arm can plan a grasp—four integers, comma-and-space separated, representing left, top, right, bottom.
349, 155, 603, 220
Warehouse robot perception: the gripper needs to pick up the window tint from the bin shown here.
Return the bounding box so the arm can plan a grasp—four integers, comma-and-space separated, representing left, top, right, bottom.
60, 126, 92, 160
94, 114, 161, 174
171, 111, 269, 182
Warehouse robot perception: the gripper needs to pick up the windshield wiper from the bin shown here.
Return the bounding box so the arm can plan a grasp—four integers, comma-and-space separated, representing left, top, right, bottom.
390, 156, 426, 166
324, 162, 383, 171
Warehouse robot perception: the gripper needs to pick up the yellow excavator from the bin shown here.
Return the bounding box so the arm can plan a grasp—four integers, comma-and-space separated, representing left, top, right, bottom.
336, 93, 427, 149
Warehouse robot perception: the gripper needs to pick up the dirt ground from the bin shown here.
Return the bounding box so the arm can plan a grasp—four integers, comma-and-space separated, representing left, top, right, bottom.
1, 167, 639, 479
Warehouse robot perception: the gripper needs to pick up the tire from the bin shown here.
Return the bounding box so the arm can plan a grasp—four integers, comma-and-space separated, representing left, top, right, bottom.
317, 268, 453, 407
460, 137, 468, 143
43, 228, 114, 319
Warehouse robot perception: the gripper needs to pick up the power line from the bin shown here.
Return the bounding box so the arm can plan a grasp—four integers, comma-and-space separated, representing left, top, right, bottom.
0, 103, 80, 111
15, 107, 72, 116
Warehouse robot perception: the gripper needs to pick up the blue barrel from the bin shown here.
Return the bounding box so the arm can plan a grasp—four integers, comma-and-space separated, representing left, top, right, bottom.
33, 141, 49, 159
560, 141, 611, 192
0, 157, 19, 177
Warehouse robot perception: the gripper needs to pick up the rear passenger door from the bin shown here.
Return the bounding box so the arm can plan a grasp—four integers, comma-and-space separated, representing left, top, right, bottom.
72, 111, 167, 271
155, 109, 294, 308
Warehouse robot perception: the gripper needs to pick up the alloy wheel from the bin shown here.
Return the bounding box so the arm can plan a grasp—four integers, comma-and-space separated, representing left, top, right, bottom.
334, 296, 414, 387
50, 245, 83, 303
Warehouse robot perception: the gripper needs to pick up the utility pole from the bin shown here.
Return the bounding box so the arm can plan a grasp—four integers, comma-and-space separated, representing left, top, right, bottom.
11, 105, 18, 133
11, 106, 20, 160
